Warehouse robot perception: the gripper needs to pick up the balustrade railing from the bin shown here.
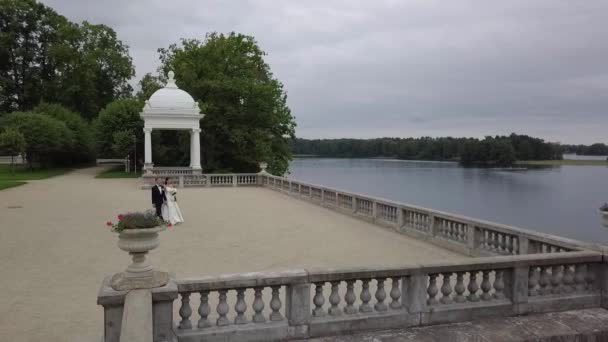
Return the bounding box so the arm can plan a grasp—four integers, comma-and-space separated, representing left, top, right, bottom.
259, 174, 586, 256
98, 251, 603, 342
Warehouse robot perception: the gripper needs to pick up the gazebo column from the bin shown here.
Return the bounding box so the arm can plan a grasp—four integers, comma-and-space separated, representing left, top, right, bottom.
191, 128, 202, 174
143, 127, 153, 174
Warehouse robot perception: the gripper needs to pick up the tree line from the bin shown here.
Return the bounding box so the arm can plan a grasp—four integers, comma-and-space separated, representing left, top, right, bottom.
291, 134, 565, 166
561, 143, 608, 156
0, 0, 296, 174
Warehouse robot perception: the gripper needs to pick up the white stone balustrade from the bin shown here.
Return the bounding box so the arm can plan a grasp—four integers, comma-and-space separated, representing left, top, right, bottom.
99, 251, 605, 342
259, 174, 583, 257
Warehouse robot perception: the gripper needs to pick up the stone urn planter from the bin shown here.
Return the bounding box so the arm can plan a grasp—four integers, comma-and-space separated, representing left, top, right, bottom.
259, 162, 268, 174
107, 212, 169, 291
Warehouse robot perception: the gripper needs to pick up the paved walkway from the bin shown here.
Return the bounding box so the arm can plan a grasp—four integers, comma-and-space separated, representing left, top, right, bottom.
301, 308, 608, 341
0, 167, 465, 342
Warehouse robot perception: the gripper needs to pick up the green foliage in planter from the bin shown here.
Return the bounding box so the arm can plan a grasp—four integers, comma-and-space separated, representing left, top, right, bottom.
109, 210, 165, 233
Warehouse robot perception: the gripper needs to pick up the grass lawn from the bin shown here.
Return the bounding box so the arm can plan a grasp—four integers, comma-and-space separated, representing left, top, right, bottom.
0, 180, 27, 190
96, 166, 141, 178
0, 165, 72, 180
517, 160, 608, 166
0, 165, 72, 191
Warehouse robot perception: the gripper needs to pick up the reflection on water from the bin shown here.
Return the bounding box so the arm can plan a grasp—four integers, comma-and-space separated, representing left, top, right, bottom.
288, 158, 608, 243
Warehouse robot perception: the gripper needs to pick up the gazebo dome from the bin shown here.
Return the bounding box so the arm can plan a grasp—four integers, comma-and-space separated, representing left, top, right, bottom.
146, 71, 198, 111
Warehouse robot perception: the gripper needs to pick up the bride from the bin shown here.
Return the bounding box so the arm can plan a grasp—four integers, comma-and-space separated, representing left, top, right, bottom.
161, 178, 184, 225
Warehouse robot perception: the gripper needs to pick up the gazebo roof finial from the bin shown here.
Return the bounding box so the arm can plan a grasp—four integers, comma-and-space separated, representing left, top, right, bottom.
165, 70, 177, 89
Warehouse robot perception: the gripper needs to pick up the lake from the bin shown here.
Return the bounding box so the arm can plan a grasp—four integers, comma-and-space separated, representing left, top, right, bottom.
288, 158, 608, 243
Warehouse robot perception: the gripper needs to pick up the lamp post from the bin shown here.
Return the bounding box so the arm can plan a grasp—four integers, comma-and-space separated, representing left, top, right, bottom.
133, 135, 137, 173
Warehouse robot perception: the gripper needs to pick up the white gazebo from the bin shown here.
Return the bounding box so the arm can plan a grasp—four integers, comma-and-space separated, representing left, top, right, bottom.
140, 71, 205, 175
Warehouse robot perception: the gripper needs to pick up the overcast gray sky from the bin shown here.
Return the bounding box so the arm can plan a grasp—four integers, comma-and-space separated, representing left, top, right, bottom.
42, 0, 607, 144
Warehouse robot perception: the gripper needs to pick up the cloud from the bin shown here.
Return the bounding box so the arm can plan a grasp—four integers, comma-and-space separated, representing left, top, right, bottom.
41, 0, 608, 144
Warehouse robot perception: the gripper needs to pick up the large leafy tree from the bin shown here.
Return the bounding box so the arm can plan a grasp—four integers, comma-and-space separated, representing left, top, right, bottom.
0, 128, 26, 172
33, 102, 95, 163
1, 111, 73, 168
93, 98, 143, 159
157, 32, 296, 174
0, 0, 134, 119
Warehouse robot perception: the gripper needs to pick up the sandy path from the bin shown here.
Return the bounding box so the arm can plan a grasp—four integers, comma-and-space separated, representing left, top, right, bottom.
0, 167, 465, 342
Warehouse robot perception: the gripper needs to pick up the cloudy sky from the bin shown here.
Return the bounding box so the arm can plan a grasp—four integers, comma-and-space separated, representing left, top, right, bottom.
42, 0, 607, 144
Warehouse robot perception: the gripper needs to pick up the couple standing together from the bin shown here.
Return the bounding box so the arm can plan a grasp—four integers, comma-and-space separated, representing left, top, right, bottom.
151, 177, 184, 225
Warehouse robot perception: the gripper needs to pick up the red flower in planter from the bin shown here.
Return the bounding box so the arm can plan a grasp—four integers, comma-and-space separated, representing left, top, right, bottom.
167, 223, 172, 227
106, 221, 112, 226
117, 214, 124, 220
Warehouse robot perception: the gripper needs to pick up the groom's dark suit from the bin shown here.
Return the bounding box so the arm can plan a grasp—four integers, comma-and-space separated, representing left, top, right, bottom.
151, 184, 167, 217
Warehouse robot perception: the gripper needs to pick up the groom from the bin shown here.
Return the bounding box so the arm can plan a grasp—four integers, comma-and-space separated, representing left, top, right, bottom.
151, 178, 166, 217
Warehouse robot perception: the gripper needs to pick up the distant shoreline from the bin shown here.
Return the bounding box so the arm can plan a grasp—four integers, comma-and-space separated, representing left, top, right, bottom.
293, 156, 607, 166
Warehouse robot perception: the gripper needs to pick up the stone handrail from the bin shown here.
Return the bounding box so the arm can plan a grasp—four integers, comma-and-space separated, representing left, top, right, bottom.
98, 250, 604, 342
141, 173, 260, 188
260, 174, 589, 255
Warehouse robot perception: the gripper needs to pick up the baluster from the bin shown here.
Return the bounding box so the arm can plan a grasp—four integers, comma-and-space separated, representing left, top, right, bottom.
586, 264, 596, 291
468, 271, 480, 302
478, 229, 486, 249
328, 281, 342, 316
252, 287, 266, 323
389, 277, 402, 309
313, 282, 326, 316
493, 270, 505, 299
359, 279, 373, 313
234, 288, 247, 324
551, 265, 562, 294
486, 232, 494, 251
178, 293, 193, 329
440, 273, 453, 304
480, 270, 492, 301
562, 265, 575, 294
344, 280, 357, 314
503, 235, 511, 254
427, 274, 439, 305
528, 267, 539, 296
198, 291, 212, 328
461, 225, 467, 241
374, 278, 388, 311
270, 286, 284, 321
512, 236, 519, 255
538, 266, 551, 295
217, 290, 230, 326
454, 272, 466, 303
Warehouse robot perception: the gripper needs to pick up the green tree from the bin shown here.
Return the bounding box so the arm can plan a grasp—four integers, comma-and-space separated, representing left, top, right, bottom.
0, 0, 134, 118
157, 32, 296, 174
1, 112, 73, 168
112, 130, 134, 158
33, 102, 95, 163
0, 128, 26, 172
93, 98, 143, 158
136, 73, 162, 102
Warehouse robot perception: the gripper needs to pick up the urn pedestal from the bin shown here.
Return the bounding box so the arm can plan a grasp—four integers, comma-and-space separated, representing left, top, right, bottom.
110, 226, 168, 290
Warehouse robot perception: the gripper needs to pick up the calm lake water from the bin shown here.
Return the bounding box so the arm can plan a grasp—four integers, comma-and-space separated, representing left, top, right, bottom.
288, 158, 608, 243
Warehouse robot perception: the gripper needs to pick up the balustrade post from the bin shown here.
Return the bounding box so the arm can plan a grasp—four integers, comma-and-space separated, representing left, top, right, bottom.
178, 175, 184, 188
466, 224, 476, 253
429, 215, 437, 237
397, 208, 404, 229
402, 274, 428, 314
372, 201, 378, 221
352, 197, 357, 214
232, 175, 237, 187
512, 266, 529, 314
321, 189, 325, 202
286, 283, 311, 327
600, 261, 608, 309
518, 236, 529, 254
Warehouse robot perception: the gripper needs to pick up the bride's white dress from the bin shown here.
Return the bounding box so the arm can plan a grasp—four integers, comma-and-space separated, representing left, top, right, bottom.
161, 186, 184, 225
